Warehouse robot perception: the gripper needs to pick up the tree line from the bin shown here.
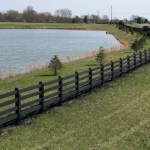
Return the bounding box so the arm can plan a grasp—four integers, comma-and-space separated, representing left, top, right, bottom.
0, 5, 111, 23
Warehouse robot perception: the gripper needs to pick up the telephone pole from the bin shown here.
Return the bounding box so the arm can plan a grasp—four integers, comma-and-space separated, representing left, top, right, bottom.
111, 5, 112, 23
97, 11, 99, 23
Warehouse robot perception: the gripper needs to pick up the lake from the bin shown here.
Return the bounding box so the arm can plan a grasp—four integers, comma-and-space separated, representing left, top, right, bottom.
0, 29, 121, 73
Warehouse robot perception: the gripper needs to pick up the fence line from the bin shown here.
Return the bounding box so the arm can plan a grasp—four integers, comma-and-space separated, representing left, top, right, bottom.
0, 49, 150, 127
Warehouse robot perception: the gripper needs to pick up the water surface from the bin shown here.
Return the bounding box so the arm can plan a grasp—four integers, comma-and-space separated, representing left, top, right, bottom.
0, 29, 121, 71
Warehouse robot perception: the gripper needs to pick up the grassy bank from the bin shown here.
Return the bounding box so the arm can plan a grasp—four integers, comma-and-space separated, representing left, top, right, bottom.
1, 23, 150, 149
1, 54, 150, 149
0, 23, 148, 94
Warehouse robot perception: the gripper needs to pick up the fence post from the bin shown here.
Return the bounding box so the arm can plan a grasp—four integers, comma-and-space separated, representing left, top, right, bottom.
111, 61, 114, 81
89, 68, 92, 93
120, 58, 122, 77
15, 88, 21, 125
75, 72, 79, 99
149, 49, 150, 61
127, 56, 130, 73
58, 76, 63, 106
140, 51, 142, 66
101, 64, 104, 84
145, 50, 147, 64
134, 53, 136, 70
39, 82, 44, 113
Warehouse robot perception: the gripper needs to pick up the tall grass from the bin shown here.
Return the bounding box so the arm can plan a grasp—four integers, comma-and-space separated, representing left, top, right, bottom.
61, 42, 128, 64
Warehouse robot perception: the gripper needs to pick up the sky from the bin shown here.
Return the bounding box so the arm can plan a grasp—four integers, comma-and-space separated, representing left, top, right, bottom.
0, 0, 150, 20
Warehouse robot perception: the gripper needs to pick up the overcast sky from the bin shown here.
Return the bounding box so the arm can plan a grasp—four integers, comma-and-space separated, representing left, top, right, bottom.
0, 0, 150, 20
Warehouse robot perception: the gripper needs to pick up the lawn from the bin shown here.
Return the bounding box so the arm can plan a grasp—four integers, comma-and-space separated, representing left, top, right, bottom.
1, 23, 150, 149
1, 56, 150, 149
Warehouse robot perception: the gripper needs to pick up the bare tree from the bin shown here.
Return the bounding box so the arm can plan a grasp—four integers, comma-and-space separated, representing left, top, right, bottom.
130, 15, 138, 22
55, 8, 72, 23
113, 17, 119, 23
102, 15, 109, 23
90, 14, 100, 24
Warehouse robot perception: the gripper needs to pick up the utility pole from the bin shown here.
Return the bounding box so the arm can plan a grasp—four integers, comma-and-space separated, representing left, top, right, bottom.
111, 5, 112, 23
97, 11, 99, 23
88, 13, 90, 24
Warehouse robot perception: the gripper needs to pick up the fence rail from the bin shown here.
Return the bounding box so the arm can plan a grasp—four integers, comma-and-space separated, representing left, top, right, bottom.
0, 49, 150, 127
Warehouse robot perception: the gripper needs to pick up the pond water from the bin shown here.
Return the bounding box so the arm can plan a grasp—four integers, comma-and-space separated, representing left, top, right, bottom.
0, 29, 121, 72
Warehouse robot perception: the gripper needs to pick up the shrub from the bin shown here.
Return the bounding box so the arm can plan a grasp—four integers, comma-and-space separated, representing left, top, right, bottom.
95, 47, 106, 65
130, 40, 141, 53
49, 55, 63, 76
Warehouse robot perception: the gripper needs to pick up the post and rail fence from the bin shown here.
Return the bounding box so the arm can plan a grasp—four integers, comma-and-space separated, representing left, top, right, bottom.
0, 49, 150, 128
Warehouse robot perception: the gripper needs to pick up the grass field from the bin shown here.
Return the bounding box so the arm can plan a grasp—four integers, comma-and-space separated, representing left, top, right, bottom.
1, 57, 150, 149
1, 23, 150, 149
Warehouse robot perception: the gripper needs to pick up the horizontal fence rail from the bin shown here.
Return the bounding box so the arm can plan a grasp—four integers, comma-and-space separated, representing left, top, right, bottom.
0, 49, 150, 127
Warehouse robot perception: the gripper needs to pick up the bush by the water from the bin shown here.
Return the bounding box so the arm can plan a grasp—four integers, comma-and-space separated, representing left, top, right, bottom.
95, 47, 106, 65
49, 55, 63, 76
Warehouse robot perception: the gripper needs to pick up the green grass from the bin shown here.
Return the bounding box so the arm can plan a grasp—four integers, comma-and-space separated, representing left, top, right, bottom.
1, 60, 150, 149
1, 23, 150, 149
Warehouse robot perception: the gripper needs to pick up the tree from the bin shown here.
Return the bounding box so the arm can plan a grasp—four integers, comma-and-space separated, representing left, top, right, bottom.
74, 16, 80, 23
49, 55, 63, 76
95, 47, 106, 65
130, 28, 134, 35
102, 15, 109, 23
136, 32, 141, 39
72, 18, 75, 23
126, 28, 130, 34
130, 40, 141, 53
55, 8, 72, 23
136, 17, 142, 24
83, 15, 88, 23
90, 14, 100, 24
144, 18, 148, 23
6, 10, 20, 22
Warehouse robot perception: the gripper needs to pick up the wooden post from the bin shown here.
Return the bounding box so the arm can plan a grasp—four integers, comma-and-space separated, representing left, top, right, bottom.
127, 56, 130, 73
101, 64, 104, 84
140, 51, 142, 65
39, 82, 44, 113
134, 53, 136, 70
148, 48, 150, 61
15, 88, 21, 125
145, 50, 147, 64
89, 68, 92, 93
58, 76, 62, 106
120, 58, 122, 77
75, 72, 79, 99
111, 61, 114, 81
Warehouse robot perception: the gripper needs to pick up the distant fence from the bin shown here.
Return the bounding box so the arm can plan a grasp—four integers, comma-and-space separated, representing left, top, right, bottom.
0, 49, 150, 127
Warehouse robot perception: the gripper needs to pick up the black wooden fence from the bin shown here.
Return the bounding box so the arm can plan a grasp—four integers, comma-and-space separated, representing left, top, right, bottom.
0, 49, 150, 127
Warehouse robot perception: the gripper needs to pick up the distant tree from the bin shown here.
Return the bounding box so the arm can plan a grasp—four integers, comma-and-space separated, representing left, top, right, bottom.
72, 18, 75, 23
74, 16, 80, 23
55, 8, 72, 23
83, 15, 88, 23
6, 10, 20, 22
130, 40, 141, 53
119, 20, 124, 26
90, 14, 100, 24
136, 17, 142, 24
102, 15, 109, 23
49, 55, 63, 76
95, 47, 106, 65
144, 18, 148, 23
